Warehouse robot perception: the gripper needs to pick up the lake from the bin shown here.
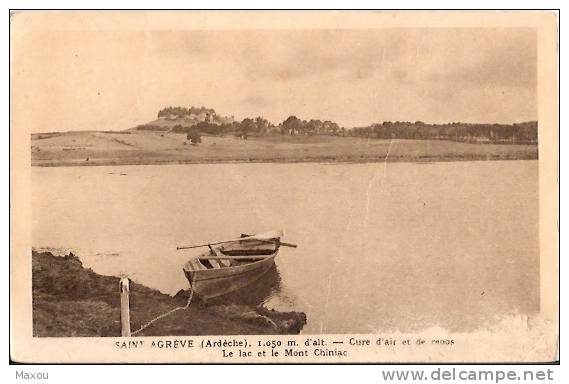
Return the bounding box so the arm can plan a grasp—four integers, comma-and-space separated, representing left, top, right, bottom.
32, 160, 539, 334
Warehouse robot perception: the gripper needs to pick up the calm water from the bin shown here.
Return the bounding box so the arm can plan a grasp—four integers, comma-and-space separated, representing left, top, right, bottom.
32, 161, 539, 333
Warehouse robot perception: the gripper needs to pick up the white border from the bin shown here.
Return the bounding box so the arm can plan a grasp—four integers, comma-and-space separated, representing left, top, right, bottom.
3, 2, 563, 383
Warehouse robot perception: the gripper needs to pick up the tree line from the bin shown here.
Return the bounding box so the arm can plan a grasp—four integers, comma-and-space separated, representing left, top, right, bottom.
140, 105, 538, 144
348, 121, 538, 144
174, 117, 537, 144
169, 115, 344, 137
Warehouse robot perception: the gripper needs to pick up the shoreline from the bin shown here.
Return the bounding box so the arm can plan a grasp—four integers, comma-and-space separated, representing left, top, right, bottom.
32, 251, 307, 337
32, 153, 538, 168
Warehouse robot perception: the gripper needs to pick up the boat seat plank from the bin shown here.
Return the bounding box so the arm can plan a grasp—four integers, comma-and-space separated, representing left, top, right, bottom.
208, 259, 222, 269
214, 248, 231, 267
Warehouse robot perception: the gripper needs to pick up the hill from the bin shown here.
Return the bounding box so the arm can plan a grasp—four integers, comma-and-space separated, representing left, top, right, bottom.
30, 105, 539, 166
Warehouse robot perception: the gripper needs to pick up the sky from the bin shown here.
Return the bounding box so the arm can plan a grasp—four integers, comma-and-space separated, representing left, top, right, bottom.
12, 22, 537, 132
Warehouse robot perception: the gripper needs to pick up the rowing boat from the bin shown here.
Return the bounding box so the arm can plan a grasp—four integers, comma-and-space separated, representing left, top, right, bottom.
181, 230, 288, 299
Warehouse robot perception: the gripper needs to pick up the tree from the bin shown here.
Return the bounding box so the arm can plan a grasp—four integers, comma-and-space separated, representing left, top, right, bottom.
305, 119, 323, 135
282, 115, 303, 135
322, 120, 339, 135
187, 129, 202, 145
255, 117, 270, 134
240, 118, 256, 135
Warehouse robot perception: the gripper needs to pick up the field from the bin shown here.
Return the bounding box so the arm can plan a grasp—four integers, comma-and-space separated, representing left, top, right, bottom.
31, 130, 538, 167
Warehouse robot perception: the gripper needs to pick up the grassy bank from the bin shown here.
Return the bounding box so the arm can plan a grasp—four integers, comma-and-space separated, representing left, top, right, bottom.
32, 251, 306, 337
31, 131, 538, 167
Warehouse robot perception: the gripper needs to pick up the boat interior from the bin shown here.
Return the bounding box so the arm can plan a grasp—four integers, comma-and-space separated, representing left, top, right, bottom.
186, 240, 279, 271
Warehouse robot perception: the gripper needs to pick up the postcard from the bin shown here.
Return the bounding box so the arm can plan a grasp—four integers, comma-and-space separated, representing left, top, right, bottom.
10, 10, 559, 363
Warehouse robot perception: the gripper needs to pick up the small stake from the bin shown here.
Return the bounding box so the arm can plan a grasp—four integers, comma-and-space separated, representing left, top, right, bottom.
120, 277, 131, 337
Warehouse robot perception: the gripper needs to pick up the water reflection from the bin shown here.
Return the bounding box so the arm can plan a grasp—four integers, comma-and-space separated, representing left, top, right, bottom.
206, 264, 283, 306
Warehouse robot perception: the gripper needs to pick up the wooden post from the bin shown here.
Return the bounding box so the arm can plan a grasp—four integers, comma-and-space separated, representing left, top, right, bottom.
120, 277, 131, 337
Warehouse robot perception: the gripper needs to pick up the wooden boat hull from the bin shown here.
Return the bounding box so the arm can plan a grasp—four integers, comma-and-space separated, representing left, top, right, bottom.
183, 251, 278, 299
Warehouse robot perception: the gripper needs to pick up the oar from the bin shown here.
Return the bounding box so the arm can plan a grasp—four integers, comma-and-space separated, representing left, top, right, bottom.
198, 255, 272, 260
177, 237, 297, 250
256, 239, 298, 248
240, 234, 298, 248
177, 239, 244, 250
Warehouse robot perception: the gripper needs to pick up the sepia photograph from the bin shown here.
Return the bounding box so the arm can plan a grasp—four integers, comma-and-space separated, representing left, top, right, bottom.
9, 10, 559, 363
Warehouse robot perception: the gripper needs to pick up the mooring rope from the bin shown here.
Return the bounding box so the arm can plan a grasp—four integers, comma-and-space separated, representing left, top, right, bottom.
131, 274, 196, 336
